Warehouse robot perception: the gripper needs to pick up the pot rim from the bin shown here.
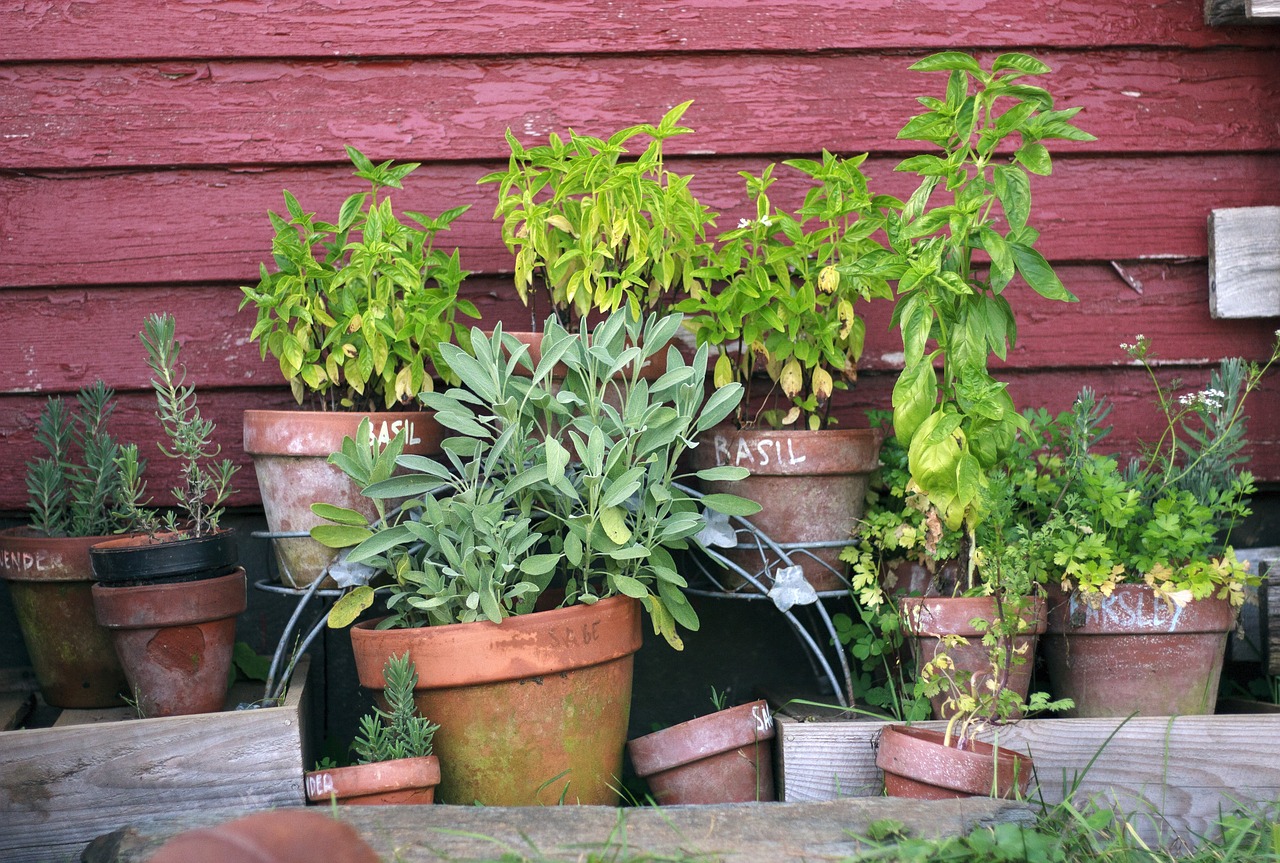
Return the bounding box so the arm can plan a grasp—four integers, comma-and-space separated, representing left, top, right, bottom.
627, 699, 775, 777
690, 426, 884, 476
304, 755, 441, 803
91, 567, 248, 629
243, 408, 441, 457
901, 595, 1048, 638
350, 594, 642, 690
1046, 583, 1237, 635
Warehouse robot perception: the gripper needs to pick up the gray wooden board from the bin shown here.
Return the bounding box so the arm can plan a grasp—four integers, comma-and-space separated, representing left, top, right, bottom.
1209, 207, 1280, 318
1270, 575, 1280, 673
82, 798, 1037, 863
1206, 0, 1280, 21
0, 657, 310, 863
776, 714, 1280, 848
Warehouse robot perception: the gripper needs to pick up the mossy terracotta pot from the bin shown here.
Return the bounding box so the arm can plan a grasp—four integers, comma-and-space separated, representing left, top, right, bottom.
876, 725, 1033, 799
0, 528, 126, 708
691, 427, 883, 591
349, 595, 642, 806
627, 699, 776, 804
900, 595, 1047, 720
1044, 584, 1236, 717
304, 755, 441, 805
243, 410, 443, 589
91, 568, 247, 717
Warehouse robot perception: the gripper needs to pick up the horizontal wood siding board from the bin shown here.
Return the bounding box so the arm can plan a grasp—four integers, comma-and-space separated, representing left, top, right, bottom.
5, 1, 1277, 62
4, 50, 1280, 170
3, 363, 1280, 510
6, 153, 1280, 289
775, 714, 1280, 846
5, 264, 1279, 395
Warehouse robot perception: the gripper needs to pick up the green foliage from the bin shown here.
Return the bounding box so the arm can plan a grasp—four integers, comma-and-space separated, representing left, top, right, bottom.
481, 102, 717, 324
351, 652, 438, 764
24, 381, 141, 538
314, 310, 758, 650
241, 146, 477, 411
120, 314, 237, 538
680, 153, 895, 430
875, 51, 1093, 532
1010, 337, 1280, 607
708, 685, 728, 713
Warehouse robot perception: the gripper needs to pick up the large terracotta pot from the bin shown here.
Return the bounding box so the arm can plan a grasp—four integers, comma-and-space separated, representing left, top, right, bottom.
691, 427, 883, 591
1043, 583, 1236, 717
91, 568, 247, 717
349, 594, 642, 806
627, 699, 776, 804
0, 528, 126, 708
900, 595, 1047, 720
243, 410, 443, 589
876, 724, 1033, 799
304, 756, 441, 805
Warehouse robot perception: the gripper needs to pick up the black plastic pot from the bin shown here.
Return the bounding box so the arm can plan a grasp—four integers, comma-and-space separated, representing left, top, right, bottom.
90, 530, 239, 587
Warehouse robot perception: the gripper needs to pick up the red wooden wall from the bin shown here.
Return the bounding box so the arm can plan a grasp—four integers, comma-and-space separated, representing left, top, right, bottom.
2, 1, 1279, 510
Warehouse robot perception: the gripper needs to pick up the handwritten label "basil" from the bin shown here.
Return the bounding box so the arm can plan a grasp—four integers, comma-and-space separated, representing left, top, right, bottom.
712, 434, 807, 468
751, 704, 774, 734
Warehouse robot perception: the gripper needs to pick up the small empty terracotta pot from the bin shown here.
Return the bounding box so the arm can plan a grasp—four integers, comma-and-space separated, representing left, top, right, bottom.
304, 755, 441, 805
627, 699, 776, 804
876, 724, 1033, 799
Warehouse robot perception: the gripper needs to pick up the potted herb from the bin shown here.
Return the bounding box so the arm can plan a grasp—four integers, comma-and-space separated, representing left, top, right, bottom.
1026, 337, 1280, 716
626, 687, 776, 804
312, 310, 758, 805
240, 146, 476, 588
874, 51, 1093, 538
305, 652, 441, 805
0, 382, 136, 707
89, 313, 245, 717
480, 101, 716, 330
681, 152, 895, 590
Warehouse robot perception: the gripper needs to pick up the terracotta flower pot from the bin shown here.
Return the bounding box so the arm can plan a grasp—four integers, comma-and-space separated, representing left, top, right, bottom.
0, 528, 126, 708
304, 755, 441, 805
89, 530, 238, 586
691, 427, 883, 591
91, 568, 247, 717
876, 724, 1033, 799
1044, 583, 1236, 717
243, 409, 443, 589
900, 595, 1047, 720
147, 809, 380, 863
349, 594, 642, 806
627, 699, 776, 804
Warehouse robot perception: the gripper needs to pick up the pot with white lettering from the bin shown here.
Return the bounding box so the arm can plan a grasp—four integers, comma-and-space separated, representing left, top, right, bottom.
1043, 583, 1237, 717
627, 697, 777, 804
0, 529, 127, 708
243, 410, 443, 589
691, 427, 883, 591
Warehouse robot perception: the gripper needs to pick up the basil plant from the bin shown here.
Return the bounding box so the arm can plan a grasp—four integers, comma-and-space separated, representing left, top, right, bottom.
860, 51, 1094, 533
312, 311, 760, 649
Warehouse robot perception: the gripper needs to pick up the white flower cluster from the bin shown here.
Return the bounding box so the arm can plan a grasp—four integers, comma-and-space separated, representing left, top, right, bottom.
1178, 387, 1226, 410
1120, 334, 1146, 352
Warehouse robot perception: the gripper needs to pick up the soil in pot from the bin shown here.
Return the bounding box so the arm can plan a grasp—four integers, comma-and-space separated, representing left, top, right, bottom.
627, 699, 776, 804
0, 528, 126, 708
876, 724, 1033, 799
305, 756, 441, 805
901, 595, 1047, 720
91, 568, 247, 717
1044, 584, 1236, 717
89, 531, 238, 586
350, 594, 642, 806
691, 427, 883, 592
243, 410, 442, 589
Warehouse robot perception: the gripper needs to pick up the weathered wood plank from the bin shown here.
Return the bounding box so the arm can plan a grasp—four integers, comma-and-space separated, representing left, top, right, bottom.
776, 714, 1280, 846
1209, 207, 1280, 318
4, 50, 1279, 170
7, 263, 1280, 394
0, 657, 309, 863
5, 0, 1274, 63
1269, 573, 1279, 673
6, 154, 1280, 289
1249, 0, 1280, 17
1207, 0, 1250, 24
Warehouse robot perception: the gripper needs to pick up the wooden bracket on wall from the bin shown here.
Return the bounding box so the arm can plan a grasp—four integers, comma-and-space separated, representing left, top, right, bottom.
1208, 206, 1280, 318
1205, 0, 1280, 25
